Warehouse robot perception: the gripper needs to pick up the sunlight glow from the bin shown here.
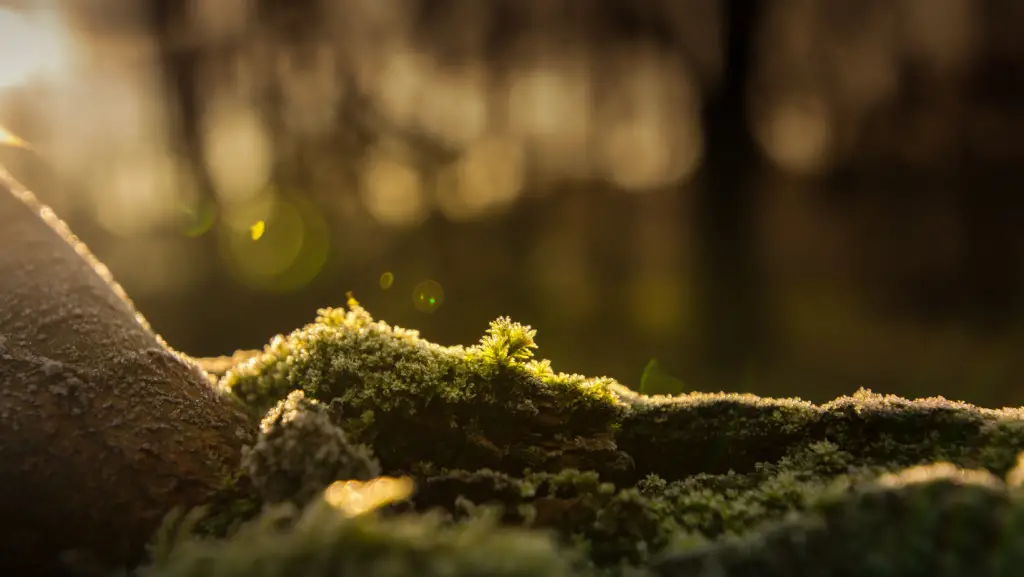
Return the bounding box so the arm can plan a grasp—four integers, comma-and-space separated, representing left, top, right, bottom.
0, 124, 32, 149
0, 7, 70, 89
324, 477, 414, 517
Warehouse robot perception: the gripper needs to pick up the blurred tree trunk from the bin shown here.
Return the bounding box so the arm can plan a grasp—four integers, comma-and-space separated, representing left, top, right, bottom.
148, 0, 220, 209
690, 0, 766, 386
0, 170, 254, 576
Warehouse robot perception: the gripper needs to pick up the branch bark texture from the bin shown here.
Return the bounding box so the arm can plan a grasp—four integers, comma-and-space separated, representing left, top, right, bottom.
0, 168, 253, 576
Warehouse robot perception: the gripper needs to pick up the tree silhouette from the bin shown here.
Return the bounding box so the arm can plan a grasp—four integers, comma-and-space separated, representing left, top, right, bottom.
691, 0, 766, 385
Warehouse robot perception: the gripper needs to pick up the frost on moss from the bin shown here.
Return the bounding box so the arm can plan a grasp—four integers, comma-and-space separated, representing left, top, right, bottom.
222, 299, 1024, 490
242, 390, 381, 505
195, 299, 1024, 576
652, 462, 1024, 577
220, 297, 630, 479
617, 387, 1024, 484
410, 466, 681, 568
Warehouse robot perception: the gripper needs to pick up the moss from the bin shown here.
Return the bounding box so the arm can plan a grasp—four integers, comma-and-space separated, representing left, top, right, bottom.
138, 496, 584, 577
411, 467, 680, 568
147, 299, 1024, 577
636, 441, 892, 541
617, 387, 1024, 484
220, 297, 630, 479
242, 390, 381, 506
651, 463, 1024, 577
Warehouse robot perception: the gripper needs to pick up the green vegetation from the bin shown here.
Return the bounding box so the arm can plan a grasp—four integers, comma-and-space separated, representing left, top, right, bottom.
133, 298, 1024, 577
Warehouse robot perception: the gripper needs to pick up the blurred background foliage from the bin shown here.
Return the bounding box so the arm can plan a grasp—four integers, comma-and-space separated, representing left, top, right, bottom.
1, 0, 1022, 406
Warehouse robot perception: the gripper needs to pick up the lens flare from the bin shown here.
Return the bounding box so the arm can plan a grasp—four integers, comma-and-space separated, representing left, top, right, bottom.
412, 280, 444, 313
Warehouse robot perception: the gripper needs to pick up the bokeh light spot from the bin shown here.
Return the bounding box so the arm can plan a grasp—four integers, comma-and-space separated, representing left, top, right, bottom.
437, 136, 525, 222
360, 148, 427, 227
507, 61, 592, 176
415, 63, 489, 147
412, 280, 444, 313
379, 271, 394, 290
203, 100, 274, 205
250, 220, 265, 240
756, 96, 832, 175
219, 195, 329, 292
595, 47, 703, 191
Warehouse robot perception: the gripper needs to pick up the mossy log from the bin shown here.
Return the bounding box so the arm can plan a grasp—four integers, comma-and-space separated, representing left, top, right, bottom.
0, 169, 254, 576
7, 165, 1024, 576
185, 296, 1024, 576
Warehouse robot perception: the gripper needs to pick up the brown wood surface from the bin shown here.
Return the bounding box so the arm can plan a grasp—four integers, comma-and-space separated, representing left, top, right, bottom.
0, 168, 254, 576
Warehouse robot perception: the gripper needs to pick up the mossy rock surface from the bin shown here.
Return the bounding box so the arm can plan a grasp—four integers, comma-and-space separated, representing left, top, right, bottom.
136, 299, 1024, 577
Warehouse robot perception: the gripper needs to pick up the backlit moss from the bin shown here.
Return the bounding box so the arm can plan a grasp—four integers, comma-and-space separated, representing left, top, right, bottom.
140, 492, 583, 577
188, 300, 1024, 576
651, 463, 1024, 577
220, 297, 631, 479
242, 390, 381, 505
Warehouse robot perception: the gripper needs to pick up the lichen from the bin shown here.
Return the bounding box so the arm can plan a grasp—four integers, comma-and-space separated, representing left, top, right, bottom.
138, 299, 1024, 577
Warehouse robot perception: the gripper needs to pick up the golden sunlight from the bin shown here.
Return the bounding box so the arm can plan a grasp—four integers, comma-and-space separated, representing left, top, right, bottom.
0, 124, 31, 149
323, 477, 415, 517
0, 7, 70, 89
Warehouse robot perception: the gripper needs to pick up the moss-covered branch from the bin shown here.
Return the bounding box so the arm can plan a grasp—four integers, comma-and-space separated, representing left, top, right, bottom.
14, 160, 1023, 576
138, 298, 1024, 577
219, 298, 1024, 484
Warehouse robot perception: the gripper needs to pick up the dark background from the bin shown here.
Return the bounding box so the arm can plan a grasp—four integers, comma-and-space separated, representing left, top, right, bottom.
2, 0, 1023, 405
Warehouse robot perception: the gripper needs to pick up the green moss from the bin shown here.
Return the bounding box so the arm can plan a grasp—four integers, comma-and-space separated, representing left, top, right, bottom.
139, 497, 583, 577
220, 297, 630, 479
411, 467, 680, 568
651, 463, 1024, 577
636, 441, 890, 541
616, 387, 1024, 484
243, 390, 381, 505
158, 300, 1024, 577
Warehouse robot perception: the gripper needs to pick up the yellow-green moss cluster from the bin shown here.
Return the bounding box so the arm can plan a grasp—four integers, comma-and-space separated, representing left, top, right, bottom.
220, 297, 630, 479
137, 299, 1024, 577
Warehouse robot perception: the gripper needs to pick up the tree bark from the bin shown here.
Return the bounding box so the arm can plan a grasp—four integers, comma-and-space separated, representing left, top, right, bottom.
0, 168, 254, 576
691, 0, 766, 385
